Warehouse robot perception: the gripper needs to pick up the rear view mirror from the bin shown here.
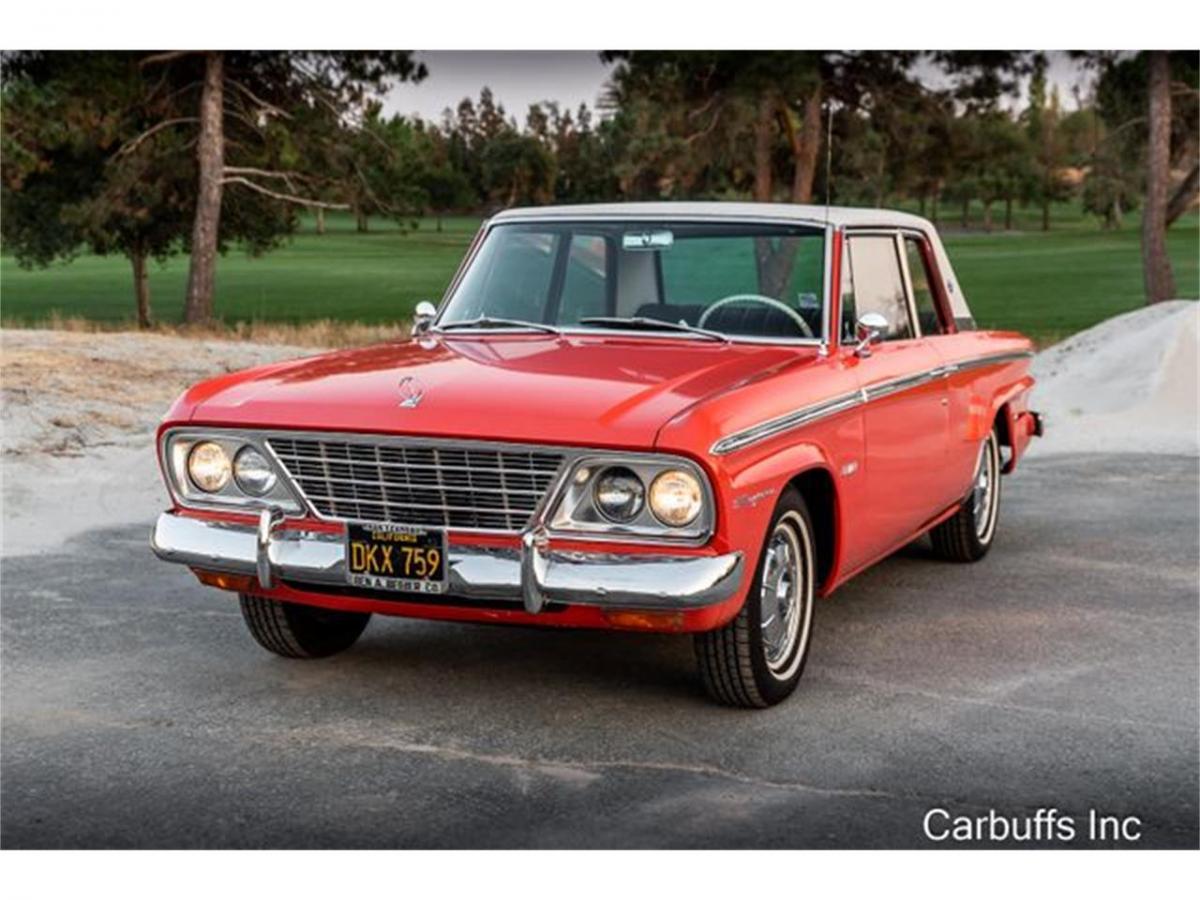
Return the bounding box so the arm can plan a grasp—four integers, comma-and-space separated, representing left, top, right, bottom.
854, 312, 888, 358
622, 230, 674, 251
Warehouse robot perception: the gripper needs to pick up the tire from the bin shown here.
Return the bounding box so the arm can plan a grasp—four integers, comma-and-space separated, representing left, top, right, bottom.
238, 594, 370, 659
930, 426, 1002, 563
694, 487, 817, 708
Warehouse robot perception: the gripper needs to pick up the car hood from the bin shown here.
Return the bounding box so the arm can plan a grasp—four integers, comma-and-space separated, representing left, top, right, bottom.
179, 333, 814, 449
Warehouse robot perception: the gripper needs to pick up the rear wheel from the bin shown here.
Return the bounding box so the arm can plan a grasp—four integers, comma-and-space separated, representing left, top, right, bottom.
930, 426, 1002, 563
694, 488, 817, 708
238, 594, 370, 658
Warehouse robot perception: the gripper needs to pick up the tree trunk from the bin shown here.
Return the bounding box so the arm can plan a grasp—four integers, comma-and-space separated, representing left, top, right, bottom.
131, 249, 152, 329
183, 52, 225, 324
930, 189, 940, 226
752, 93, 775, 202
961, 196, 970, 229
778, 90, 822, 204
1142, 51, 1177, 304
436, 213, 443, 232
1041, 196, 1050, 232
1004, 196, 1013, 230
983, 200, 993, 232
315, 206, 326, 235
355, 206, 369, 232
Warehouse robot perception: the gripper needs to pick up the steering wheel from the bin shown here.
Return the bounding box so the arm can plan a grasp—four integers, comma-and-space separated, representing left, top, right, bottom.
697, 294, 814, 338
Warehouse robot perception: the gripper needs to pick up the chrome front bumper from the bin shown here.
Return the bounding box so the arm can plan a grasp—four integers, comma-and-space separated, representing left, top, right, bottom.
150, 511, 745, 614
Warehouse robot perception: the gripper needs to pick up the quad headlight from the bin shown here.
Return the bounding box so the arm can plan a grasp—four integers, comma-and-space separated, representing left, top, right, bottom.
649, 469, 703, 527
233, 446, 278, 496
549, 455, 713, 542
593, 466, 645, 523
187, 441, 232, 492
165, 431, 300, 512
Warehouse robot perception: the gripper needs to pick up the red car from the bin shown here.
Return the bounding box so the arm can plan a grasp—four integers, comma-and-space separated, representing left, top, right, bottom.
152, 203, 1041, 707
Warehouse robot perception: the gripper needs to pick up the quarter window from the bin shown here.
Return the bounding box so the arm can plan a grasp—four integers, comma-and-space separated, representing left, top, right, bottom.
844, 235, 913, 342
904, 236, 944, 335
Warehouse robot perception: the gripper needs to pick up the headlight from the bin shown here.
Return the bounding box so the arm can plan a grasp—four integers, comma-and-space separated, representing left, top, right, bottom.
187, 441, 232, 492
164, 431, 302, 512
547, 455, 713, 542
593, 466, 645, 523
649, 469, 703, 527
233, 446, 277, 496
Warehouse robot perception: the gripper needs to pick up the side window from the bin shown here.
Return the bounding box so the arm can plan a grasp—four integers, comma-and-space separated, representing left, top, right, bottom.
904, 236, 944, 336
845, 235, 913, 342
558, 235, 609, 324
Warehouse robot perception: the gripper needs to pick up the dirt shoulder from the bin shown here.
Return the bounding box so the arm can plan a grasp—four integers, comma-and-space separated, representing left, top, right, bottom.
1, 330, 327, 556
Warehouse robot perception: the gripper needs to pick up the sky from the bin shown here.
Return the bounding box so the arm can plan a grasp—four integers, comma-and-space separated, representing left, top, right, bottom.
382, 51, 1097, 125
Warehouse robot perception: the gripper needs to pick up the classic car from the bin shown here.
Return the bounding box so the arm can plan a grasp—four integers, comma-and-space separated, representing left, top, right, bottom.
152, 202, 1042, 707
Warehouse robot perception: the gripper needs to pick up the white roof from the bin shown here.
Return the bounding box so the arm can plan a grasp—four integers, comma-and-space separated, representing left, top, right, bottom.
491, 201, 936, 231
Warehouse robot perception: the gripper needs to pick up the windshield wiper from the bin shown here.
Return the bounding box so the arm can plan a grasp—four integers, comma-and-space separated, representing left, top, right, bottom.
579, 316, 729, 343
437, 316, 561, 335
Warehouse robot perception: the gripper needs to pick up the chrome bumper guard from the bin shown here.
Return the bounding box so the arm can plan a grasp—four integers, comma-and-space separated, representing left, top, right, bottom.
151, 511, 744, 614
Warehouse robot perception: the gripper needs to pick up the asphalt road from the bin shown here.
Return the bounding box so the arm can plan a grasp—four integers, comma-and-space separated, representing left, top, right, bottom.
2, 454, 1197, 849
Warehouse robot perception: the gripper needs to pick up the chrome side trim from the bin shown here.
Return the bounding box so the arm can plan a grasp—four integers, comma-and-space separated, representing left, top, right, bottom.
710, 389, 864, 456
710, 349, 1034, 456
151, 512, 744, 611
948, 350, 1034, 373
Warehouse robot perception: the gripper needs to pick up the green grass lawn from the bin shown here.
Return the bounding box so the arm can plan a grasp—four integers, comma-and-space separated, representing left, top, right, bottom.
2, 208, 1197, 343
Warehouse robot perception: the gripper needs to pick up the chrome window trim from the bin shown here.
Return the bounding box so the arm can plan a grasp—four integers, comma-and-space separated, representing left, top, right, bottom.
161, 427, 716, 546
709, 350, 1034, 456
434, 216, 830, 348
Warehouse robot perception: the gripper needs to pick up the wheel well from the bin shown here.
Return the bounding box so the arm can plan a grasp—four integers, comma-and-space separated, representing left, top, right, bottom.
995, 403, 1013, 447
788, 468, 836, 590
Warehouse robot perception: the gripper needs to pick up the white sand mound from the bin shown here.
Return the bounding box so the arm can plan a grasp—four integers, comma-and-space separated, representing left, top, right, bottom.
1029, 300, 1199, 456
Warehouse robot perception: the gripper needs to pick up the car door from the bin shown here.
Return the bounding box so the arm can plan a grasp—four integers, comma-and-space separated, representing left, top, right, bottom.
841, 231, 950, 566
898, 231, 986, 499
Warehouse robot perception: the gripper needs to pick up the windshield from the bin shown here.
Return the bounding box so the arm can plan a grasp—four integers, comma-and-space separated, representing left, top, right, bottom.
438, 221, 826, 342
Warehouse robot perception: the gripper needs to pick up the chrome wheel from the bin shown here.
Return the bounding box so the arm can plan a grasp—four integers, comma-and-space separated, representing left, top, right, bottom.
971, 433, 1000, 544
758, 511, 814, 679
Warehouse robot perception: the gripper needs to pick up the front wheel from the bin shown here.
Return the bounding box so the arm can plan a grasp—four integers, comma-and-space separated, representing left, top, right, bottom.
694, 488, 817, 708
238, 594, 371, 658
929, 427, 1002, 562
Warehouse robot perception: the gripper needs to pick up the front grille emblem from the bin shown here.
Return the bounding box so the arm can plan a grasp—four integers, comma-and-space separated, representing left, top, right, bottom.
397, 376, 425, 409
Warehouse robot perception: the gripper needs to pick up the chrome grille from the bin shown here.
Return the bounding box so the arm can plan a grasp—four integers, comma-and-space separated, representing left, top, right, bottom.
267, 436, 565, 532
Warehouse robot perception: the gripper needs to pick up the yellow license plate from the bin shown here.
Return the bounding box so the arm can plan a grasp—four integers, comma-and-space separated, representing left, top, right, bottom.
345, 522, 446, 594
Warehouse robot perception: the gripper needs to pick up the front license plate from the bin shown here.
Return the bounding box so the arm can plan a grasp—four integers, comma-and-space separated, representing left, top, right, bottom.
345, 522, 447, 594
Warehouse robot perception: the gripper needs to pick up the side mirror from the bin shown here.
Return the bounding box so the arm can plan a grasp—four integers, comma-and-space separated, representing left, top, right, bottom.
412, 300, 437, 335
854, 312, 888, 358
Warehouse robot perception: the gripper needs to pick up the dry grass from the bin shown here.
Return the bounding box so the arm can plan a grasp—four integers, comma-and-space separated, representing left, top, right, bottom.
16, 312, 409, 348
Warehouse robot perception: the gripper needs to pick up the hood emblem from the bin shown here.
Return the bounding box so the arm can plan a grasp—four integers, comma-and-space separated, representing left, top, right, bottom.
397, 376, 426, 409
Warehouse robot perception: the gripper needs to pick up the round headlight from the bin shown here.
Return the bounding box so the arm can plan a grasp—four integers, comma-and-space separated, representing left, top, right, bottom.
233, 446, 277, 496
187, 441, 231, 493
592, 466, 645, 523
649, 469, 703, 527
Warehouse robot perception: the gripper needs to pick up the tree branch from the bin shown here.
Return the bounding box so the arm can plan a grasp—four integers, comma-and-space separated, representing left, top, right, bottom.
222, 176, 349, 209
1166, 163, 1199, 226
139, 51, 199, 68
115, 117, 199, 157
227, 79, 293, 120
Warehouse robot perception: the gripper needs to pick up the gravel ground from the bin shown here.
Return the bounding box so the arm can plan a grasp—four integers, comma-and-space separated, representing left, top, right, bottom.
2, 454, 1196, 849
